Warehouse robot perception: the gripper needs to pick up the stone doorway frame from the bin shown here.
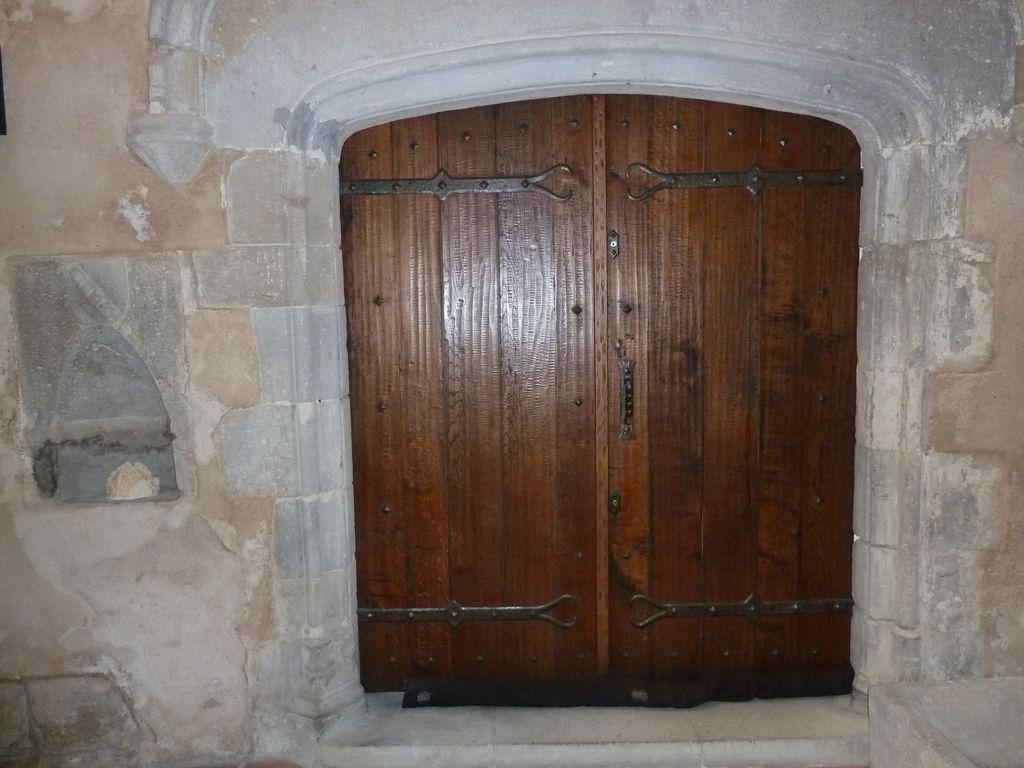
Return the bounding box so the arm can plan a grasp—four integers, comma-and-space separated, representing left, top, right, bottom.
133, 0, 998, 753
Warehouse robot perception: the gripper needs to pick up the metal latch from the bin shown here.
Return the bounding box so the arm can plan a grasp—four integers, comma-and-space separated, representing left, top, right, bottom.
607, 230, 620, 258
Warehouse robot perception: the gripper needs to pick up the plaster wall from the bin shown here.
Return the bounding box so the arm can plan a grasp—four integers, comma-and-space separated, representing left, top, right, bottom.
0, 1, 1023, 766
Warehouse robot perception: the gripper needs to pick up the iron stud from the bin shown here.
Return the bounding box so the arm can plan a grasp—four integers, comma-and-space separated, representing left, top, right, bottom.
575, 551, 584, 560
381, 503, 392, 514
372, 294, 384, 306
519, 123, 529, 134
621, 119, 630, 128
369, 149, 379, 159
572, 304, 583, 315
779, 137, 789, 147
671, 121, 681, 131
726, 127, 737, 137
570, 118, 580, 129
410, 141, 420, 151
574, 399, 583, 408
462, 131, 472, 142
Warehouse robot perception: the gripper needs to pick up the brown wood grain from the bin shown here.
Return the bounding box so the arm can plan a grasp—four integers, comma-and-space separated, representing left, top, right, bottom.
591, 95, 610, 676
698, 102, 762, 679
643, 97, 705, 681
346, 96, 859, 692
390, 114, 451, 681
605, 95, 653, 678
342, 121, 409, 689
438, 105, 507, 680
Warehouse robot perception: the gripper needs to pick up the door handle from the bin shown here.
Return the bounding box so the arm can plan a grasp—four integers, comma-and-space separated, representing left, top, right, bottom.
618, 359, 635, 440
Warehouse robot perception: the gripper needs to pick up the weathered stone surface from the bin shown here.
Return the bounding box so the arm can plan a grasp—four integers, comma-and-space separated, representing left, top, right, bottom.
185, 309, 260, 408
966, 139, 1024, 242
878, 143, 967, 244
920, 550, 986, 680
191, 246, 342, 308
226, 152, 288, 245
252, 306, 346, 403
273, 491, 347, 580
853, 445, 921, 548
12, 257, 185, 501
0, 681, 31, 755
127, 113, 216, 186
25, 676, 139, 755
924, 254, 994, 371
870, 678, 1024, 768
204, 1, 1016, 148
217, 401, 344, 497
852, 611, 920, 691
923, 453, 1004, 553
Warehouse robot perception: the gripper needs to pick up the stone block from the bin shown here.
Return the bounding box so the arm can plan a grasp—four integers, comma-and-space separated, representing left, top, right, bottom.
853, 444, 921, 547
877, 143, 966, 245
227, 151, 288, 245
870, 678, 1024, 768
274, 491, 348, 580
192, 246, 342, 308
24, 676, 139, 755
922, 452, 1004, 552
13, 257, 185, 502
217, 400, 344, 497
305, 152, 342, 248
252, 306, 347, 402
185, 309, 260, 408
0, 681, 31, 754
924, 255, 993, 371
966, 138, 1024, 242
853, 541, 909, 623
920, 550, 985, 680
859, 246, 924, 374
853, 612, 920, 690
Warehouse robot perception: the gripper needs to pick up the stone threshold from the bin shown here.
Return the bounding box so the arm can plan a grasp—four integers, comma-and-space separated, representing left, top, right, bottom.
321, 693, 868, 768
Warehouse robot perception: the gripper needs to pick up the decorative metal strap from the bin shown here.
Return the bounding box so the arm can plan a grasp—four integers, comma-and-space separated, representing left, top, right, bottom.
358, 593, 578, 628
627, 163, 862, 201
630, 592, 853, 628
340, 165, 573, 202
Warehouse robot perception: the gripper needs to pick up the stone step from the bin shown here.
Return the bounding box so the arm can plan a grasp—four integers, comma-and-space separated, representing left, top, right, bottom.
321, 693, 868, 768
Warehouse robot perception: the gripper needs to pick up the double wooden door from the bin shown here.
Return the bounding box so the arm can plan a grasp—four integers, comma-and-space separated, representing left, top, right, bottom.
342, 95, 860, 701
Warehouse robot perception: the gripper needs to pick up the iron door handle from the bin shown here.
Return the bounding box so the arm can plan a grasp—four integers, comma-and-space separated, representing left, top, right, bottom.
619, 359, 635, 440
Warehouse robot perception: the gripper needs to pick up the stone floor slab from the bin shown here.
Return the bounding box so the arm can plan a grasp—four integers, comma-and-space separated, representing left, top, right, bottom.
321, 693, 868, 768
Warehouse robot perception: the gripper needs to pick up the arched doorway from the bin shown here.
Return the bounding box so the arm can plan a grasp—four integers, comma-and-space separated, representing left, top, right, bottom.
342, 95, 860, 706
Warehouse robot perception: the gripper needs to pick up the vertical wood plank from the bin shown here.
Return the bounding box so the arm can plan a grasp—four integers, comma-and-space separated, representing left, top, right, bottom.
342, 122, 409, 689
591, 95, 610, 676
756, 110, 816, 673
604, 95, 653, 677
390, 114, 452, 681
550, 96, 598, 678
795, 120, 859, 671
438, 106, 507, 680
645, 97, 705, 681
496, 98, 560, 679
699, 102, 762, 679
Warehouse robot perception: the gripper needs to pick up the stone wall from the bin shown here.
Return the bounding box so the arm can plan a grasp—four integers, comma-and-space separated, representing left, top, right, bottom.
1, 1, 1023, 766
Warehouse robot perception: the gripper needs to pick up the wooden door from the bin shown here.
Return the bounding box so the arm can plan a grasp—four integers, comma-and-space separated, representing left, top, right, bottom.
342, 95, 860, 702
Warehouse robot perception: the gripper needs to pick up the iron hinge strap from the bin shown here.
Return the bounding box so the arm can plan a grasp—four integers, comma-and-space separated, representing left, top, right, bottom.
631, 592, 853, 628
357, 593, 578, 628
627, 163, 862, 201
340, 164, 573, 202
